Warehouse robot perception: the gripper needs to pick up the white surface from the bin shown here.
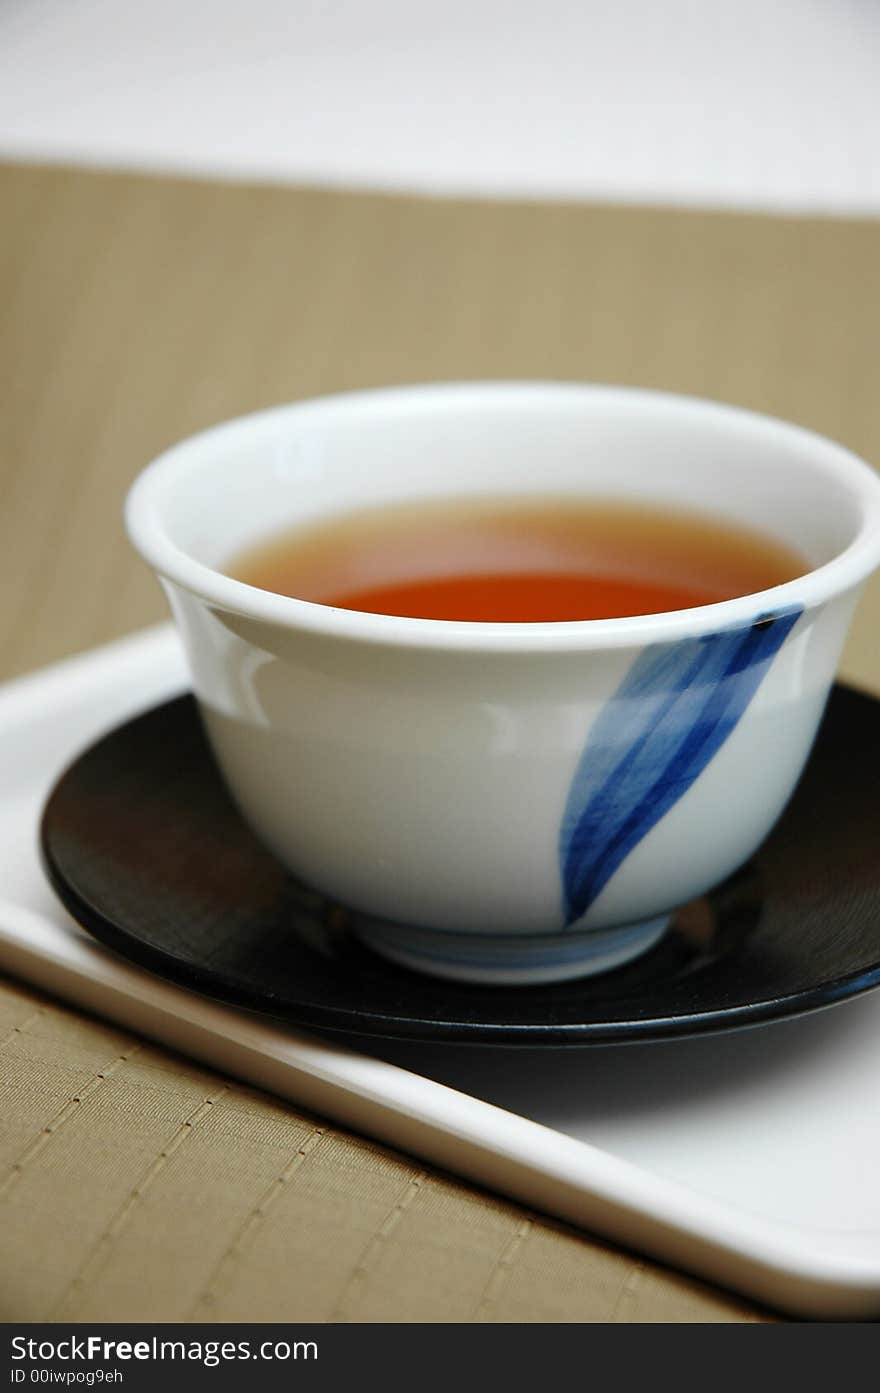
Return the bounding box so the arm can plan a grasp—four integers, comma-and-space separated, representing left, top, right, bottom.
1, 1, 879, 213
1, 625, 880, 1318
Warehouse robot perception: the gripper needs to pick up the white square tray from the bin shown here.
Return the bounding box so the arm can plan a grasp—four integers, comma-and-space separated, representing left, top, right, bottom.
2, 625, 878, 1320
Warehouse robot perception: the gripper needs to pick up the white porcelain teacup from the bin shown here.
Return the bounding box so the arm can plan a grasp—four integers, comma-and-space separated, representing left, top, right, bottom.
126, 383, 880, 985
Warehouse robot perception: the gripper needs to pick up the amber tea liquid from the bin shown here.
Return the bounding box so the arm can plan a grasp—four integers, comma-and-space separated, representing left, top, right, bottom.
228, 496, 806, 622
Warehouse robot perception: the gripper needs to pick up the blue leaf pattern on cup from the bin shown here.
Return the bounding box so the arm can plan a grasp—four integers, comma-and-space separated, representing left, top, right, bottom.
559, 609, 803, 927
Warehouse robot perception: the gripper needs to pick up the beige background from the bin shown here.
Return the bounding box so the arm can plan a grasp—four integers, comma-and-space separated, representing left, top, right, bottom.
1, 162, 878, 1320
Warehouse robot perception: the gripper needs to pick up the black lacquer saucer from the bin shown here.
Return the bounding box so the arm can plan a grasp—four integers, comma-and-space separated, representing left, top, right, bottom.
40, 686, 880, 1045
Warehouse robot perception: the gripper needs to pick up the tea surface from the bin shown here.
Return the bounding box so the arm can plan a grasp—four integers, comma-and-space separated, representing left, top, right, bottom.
229, 497, 806, 622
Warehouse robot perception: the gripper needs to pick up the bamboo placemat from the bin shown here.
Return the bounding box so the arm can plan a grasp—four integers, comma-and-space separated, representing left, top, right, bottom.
2, 161, 879, 1322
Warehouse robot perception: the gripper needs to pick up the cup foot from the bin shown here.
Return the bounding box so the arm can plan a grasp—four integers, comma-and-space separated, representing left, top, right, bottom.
351, 914, 671, 986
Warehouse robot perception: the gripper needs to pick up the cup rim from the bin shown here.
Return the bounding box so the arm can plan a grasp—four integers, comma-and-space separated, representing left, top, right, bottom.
126, 381, 880, 652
